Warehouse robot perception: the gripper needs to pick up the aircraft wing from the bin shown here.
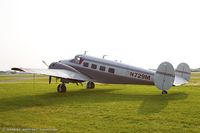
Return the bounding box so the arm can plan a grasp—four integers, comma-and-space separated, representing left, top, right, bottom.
11, 68, 91, 81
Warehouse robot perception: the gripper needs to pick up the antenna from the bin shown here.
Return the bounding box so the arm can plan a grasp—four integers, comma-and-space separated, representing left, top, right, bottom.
103, 55, 108, 59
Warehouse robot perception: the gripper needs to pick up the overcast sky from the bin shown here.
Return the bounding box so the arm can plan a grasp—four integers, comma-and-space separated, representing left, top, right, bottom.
0, 0, 200, 71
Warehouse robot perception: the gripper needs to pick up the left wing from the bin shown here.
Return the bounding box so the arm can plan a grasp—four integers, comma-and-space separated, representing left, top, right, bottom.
11, 67, 91, 81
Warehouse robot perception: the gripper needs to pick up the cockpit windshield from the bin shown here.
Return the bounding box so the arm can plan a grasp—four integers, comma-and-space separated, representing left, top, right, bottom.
70, 55, 83, 64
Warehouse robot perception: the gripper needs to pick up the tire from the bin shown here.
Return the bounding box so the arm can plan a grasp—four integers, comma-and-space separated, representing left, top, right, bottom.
161, 90, 168, 94
57, 84, 67, 93
86, 82, 95, 89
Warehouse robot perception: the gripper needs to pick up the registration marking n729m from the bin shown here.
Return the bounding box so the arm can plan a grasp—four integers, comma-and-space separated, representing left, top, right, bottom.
129, 72, 151, 80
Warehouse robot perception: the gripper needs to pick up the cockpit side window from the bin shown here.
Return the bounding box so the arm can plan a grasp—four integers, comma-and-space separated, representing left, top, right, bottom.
74, 56, 84, 64
70, 59, 75, 63
83, 62, 89, 67
75, 57, 80, 64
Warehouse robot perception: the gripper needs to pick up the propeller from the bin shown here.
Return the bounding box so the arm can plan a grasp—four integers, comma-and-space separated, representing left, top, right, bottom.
42, 60, 49, 67
42, 60, 52, 84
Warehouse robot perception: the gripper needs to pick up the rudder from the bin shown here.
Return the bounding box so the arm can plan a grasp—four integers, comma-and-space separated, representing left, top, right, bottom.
175, 63, 191, 81
174, 63, 191, 86
154, 62, 175, 91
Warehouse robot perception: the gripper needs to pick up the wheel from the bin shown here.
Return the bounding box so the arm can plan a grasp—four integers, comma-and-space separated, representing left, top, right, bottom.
86, 82, 95, 89
161, 90, 168, 94
57, 83, 66, 93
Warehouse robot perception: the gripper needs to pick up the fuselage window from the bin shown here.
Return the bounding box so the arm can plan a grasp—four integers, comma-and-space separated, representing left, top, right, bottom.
83, 62, 89, 67
91, 64, 97, 69
74, 56, 84, 64
108, 68, 115, 74
100, 66, 106, 71
74, 57, 80, 64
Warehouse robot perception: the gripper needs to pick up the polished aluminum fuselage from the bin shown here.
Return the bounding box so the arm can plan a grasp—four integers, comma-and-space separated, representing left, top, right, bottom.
60, 55, 155, 85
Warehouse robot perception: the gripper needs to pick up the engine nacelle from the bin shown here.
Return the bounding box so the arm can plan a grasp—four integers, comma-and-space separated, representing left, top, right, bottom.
49, 62, 80, 73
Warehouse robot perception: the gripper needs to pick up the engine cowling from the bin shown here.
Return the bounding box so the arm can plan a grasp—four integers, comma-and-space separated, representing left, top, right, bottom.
49, 62, 80, 73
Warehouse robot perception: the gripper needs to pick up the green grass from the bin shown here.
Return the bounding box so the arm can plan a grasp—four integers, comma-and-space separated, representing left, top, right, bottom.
0, 73, 200, 133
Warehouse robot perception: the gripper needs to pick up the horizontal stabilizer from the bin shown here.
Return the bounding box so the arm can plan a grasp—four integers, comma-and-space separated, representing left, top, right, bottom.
174, 75, 188, 86
174, 63, 191, 86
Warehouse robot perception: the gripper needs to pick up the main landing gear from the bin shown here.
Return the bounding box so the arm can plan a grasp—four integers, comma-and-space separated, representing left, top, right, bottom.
56, 81, 95, 93
161, 90, 168, 94
57, 83, 66, 93
86, 81, 95, 89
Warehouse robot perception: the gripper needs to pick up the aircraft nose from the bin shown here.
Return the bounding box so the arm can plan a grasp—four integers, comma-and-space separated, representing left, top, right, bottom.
49, 62, 57, 69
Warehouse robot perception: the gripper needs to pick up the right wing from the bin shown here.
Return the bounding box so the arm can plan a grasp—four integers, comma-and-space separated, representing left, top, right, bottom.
11, 68, 91, 81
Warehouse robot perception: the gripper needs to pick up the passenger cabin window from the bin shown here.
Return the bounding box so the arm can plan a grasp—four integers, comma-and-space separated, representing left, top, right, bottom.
108, 68, 115, 74
83, 62, 89, 67
99, 66, 106, 71
91, 64, 97, 69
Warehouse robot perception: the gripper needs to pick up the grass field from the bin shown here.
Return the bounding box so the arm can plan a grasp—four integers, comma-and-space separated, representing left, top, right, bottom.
0, 73, 200, 133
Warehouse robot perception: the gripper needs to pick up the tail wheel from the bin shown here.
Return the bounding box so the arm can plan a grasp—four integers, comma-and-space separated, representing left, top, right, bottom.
86, 82, 95, 89
57, 83, 67, 93
161, 90, 168, 94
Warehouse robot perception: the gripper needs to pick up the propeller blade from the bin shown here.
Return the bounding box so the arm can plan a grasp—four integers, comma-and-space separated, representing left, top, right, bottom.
42, 61, 49, 67
49, 76, 52, 84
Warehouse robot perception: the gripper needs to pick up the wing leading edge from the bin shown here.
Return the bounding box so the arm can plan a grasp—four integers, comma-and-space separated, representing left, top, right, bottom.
11, 67, 91, 81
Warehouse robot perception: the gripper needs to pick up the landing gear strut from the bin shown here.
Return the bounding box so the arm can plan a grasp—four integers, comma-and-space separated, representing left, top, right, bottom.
161, 90, 168, 94
86, 81, 95, 89
57, 83, 66, 93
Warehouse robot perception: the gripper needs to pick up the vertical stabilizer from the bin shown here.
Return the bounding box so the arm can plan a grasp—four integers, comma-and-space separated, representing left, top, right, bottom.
154, 62, 175, 91
174, 63, 191, 86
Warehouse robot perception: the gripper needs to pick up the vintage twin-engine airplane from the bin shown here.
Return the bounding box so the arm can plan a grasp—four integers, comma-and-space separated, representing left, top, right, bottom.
12, 54, 191, 94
